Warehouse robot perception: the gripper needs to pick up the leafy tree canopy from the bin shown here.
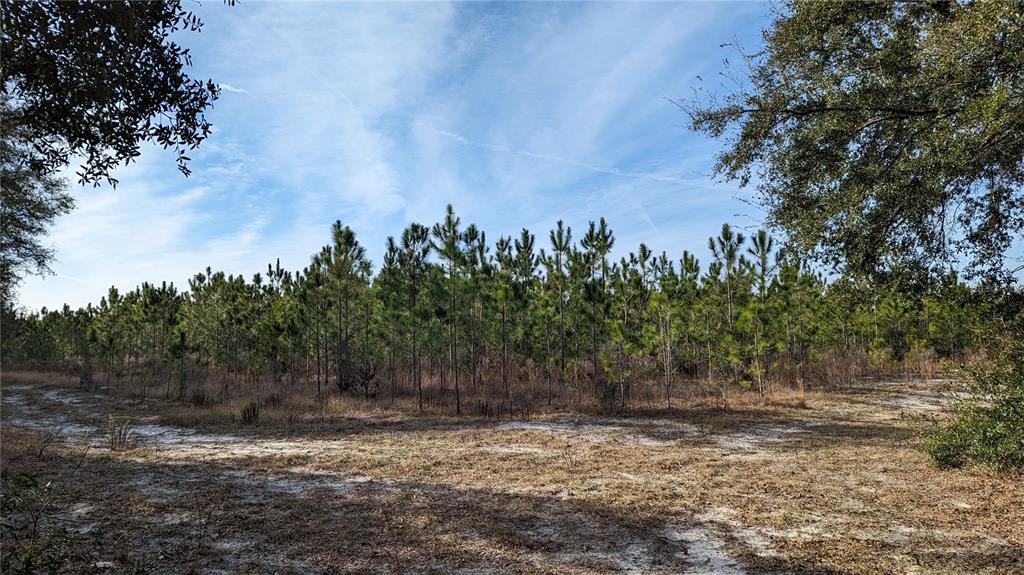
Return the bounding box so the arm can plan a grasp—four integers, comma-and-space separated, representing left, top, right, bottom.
0, 115, 73, 305
0, 0, 222, 302
1, 0, 221, 186
688, 0, 1024, 285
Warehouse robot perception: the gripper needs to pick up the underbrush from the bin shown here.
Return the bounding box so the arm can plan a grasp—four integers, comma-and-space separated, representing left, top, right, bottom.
4, 344, 951, 416
0, 432, 102, 574
925, 332, 1024, 473
926, 365, 1024, 472
0, 476, 102, 574
107, 416, 137, 451
238, 400, 261, 424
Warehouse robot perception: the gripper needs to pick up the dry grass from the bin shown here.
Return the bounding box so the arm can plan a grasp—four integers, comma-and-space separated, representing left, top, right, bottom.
1, 370, 1021, 574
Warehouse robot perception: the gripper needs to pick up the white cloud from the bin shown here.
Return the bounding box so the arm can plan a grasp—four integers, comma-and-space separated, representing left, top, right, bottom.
20, 153, 212, 309
400, 2, 749, 256
218, 83, 249, 94
20, 3, 460, 309
215, 3, 456, 221
18, 1, 775, 310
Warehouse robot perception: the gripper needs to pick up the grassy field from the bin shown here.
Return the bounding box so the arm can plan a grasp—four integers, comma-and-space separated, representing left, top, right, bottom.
1, 371, 1021, 574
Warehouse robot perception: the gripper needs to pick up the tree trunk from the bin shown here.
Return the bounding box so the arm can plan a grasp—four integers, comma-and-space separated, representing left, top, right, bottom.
452, 272, 460, 415
501, 304, 509, 404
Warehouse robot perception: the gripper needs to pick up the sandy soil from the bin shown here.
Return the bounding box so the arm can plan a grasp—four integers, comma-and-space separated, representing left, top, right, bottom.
1, 373, 1021, 574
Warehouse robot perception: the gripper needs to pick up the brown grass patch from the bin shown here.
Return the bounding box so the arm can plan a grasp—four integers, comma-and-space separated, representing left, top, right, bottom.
1, 371, 1020, 574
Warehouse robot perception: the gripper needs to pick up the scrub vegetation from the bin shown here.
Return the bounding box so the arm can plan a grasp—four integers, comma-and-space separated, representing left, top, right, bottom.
2, 0, 1023, 572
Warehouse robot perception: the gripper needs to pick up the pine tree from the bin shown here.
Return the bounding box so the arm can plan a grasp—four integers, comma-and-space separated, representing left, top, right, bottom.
432, 205, 464, 414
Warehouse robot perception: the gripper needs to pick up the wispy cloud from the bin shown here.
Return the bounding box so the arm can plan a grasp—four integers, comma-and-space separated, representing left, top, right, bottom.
19, 1, 773, 310
213, 3, 457, 226
218, 83, 249, 94
432, 128, 685, 184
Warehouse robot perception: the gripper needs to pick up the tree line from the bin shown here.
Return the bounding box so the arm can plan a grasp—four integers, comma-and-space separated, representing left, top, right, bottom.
1, 206, 994, 415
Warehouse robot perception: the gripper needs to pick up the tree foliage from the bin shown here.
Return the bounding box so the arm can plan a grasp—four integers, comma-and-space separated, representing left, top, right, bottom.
3, 209, 1002, 419
0, 116, 73, 304
687, 0, 1024, 282
926, 317, 1024, 472
0, 0, 222, 301
1, 0, 221, 186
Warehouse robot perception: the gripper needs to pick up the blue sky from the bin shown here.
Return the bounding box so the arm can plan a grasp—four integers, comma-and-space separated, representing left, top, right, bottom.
22, 1, 773, 310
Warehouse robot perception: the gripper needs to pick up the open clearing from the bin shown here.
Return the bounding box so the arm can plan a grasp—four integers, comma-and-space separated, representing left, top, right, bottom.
1, 372, 1021, 574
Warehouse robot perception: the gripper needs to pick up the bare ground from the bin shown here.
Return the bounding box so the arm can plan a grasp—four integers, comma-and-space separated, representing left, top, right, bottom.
1, 372, 1021, 574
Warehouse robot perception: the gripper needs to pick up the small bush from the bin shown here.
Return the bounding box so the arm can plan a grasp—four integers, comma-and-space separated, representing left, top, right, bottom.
106, 416, 136, 451
262, 393, 284, 409
1, 475, 100, 574
189, 388, 212, 408
78, 363, 94, 390
925, 333, 1024, 472
239, 401, 260, 425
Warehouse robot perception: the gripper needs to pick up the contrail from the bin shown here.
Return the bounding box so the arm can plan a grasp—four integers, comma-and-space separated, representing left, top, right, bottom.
433, 128, 686, 184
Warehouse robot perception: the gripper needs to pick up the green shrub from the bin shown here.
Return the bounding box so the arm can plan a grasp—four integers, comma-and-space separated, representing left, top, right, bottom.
925, 335, 1024, 472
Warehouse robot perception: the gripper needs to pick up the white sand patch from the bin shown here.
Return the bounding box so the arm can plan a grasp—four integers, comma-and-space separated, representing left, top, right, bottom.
688, 507, 779, 561
149, 512, 194, 526
538, 542, 678, 575
713, 422, 819, 451
522, 513, 690, 574
130, 422, 237, 445
612, 542, 660, 575
40, 389, 85, 405
1, 391, 30, 405
598, 417, 703, 434
662, 526, 747, 575
2, 409, 98, 439
69, 502, 95, 517
771, 524, 826, 541
211, 538, 250, 552
220, 466, 390, 499
618, 433, 683, 447
496, 420, 605, 432
2, 385, 384, 501
126, 474, 186, 502
885, 395, 945, 411
2, 386, 102, 440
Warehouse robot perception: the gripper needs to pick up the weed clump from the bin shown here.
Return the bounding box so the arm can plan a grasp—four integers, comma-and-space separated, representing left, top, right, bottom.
189, 388, 213, 408
239, 400, 261, 425
262, 394, 284, 408
106, 416, 136, 451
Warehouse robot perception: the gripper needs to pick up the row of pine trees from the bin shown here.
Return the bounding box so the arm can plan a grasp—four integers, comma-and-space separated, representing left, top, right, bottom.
2, 206, 985, 414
